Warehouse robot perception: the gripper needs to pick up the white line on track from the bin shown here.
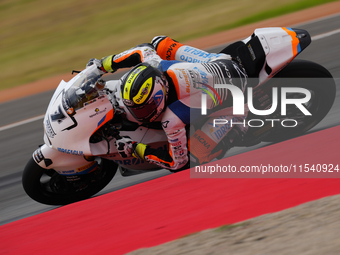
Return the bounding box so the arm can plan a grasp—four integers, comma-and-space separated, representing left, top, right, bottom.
1, 28, 340, 133
311, 28, 340, 41
0, 114, 44, 132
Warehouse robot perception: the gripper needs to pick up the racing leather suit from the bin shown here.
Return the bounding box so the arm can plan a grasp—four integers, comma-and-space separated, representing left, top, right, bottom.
101, 37, 248, 171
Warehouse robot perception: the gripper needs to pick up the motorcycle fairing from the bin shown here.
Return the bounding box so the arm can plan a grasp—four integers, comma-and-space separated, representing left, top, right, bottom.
34, 144, 97, 173
44, 93, 113, 155
43, 65, 115, 156
39, 28, 311, 173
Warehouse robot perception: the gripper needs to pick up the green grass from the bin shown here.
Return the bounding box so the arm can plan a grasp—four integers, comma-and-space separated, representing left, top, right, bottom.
0, 0, 336, 90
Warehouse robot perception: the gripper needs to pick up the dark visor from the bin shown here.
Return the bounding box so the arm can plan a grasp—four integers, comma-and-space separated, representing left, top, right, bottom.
129, 98, 157, 121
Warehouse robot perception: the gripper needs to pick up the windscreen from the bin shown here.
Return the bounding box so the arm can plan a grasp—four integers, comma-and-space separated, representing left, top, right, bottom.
64, 66, 104, 111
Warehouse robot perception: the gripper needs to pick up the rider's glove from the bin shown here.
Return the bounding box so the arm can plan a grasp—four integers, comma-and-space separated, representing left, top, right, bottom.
101, 55, 118, 73
86, 58, 107, 75
114, 136, 147, 160
115, 136, 135, 158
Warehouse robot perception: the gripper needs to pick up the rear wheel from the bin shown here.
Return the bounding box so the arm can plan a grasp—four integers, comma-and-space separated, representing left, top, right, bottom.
260, 59, 336, 142
22, 157, 117, 205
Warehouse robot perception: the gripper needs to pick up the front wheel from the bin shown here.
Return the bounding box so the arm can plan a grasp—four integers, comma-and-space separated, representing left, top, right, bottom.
260, 59, 336, 142
22, 157, 117, 205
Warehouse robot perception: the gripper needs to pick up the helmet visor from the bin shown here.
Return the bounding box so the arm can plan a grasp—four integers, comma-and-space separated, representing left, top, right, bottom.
129, 98, 157, 121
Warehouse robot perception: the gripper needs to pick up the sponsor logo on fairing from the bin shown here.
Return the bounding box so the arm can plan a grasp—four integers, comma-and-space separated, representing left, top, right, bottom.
84, 99, 97, 106
114, 158, 142, 166
57, 147, 84, 155
208, 116, 242, 140
33, 148, 44, 163
248, 44, 256, 60
45, 119, 56, 138
51, 105, 66, 123
193, 133, 211, 149
89, 107, 107, 118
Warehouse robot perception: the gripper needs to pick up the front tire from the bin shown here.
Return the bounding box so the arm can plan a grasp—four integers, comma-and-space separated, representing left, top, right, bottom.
22, 157, 117, 205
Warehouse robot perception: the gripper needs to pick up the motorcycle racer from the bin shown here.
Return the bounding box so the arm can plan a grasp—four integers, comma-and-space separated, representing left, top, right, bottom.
89, 37, 248, 171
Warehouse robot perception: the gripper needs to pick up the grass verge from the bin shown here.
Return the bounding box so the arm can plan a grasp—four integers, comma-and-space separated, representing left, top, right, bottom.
0, 0, 337, 90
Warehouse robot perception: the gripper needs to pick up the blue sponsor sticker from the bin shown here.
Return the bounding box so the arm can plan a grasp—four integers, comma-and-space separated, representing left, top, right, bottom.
153, 90, 164, 106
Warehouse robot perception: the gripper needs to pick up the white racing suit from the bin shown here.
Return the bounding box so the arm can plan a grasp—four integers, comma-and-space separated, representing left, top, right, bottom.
102, 36, 248, 171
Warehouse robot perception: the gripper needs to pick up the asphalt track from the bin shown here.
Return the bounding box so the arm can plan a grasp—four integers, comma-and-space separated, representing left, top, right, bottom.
0, 13, 340, 229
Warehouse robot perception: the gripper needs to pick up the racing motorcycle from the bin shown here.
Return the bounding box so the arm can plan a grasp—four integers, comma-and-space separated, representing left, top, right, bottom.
22, 27, 336, 205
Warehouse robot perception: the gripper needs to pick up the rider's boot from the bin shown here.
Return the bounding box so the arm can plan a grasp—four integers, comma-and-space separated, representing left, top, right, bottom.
189, 116, 248, 165
212, 124, 248, 160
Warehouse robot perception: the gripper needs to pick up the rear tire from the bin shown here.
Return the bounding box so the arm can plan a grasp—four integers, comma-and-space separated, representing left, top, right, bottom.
260, 59, 336, 142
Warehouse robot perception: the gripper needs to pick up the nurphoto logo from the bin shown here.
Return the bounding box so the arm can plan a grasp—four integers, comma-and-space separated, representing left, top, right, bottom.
201, 83, 312, 128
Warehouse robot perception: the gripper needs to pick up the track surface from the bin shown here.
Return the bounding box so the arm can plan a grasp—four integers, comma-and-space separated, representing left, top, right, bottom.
0, 13, 340, 227
1, 126, 340, 255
